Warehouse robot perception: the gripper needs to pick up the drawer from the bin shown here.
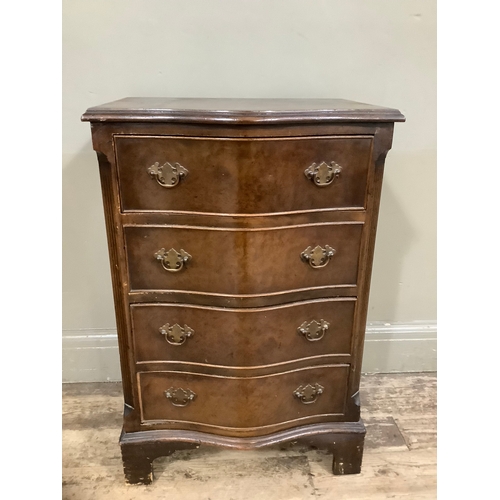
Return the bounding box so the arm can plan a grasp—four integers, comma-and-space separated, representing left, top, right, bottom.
115, 135, 373, 214
132, 299, 356, 367
138, 365, 349, 434
124, 223, 363, 295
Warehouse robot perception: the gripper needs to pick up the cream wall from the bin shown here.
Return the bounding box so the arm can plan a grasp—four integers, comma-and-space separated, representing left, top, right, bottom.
63, 1, 436, 335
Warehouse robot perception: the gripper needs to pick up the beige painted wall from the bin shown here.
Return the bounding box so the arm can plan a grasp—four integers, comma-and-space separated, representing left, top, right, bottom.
63, 0, 436, 332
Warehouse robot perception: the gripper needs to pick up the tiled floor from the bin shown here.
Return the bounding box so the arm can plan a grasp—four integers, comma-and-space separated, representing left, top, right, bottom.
62, 373, 436, 499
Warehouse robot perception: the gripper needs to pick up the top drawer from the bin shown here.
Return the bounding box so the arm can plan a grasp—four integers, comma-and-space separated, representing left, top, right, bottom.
114, 135, 373, 214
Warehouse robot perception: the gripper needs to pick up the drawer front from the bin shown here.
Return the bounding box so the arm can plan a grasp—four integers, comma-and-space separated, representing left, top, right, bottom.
132, 299, 355, 366
138, 365, 349, 433
115, 135, 373, 214
124, 223, 363, 295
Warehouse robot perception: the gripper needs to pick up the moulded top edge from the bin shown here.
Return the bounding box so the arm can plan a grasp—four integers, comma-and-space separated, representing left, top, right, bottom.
81, 97, 406, 124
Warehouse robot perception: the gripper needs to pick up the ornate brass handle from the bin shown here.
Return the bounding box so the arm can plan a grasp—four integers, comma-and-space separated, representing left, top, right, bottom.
304, 161, 342, 186
165, 387, 197, 407
155, 248, 191, 272
147, 161, 188, 188
298, 320, 330, 342
301, 245, 336, 269
293, 383, 324, 404
159, 323, 194, 346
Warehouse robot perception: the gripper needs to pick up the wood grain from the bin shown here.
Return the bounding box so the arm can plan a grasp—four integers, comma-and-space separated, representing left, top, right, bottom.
81, 97, 406, 124
131, 298, 356, 367
115, 135, 372, 214
137, 365, 350, 435
124, 223, 363, 295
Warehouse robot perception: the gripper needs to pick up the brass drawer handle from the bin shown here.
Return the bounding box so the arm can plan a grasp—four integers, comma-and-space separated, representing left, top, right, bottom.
298, 320, 330, 342
293, 383, 324, 404
155, 248, 191, 272
165, 387, 197, 407
301, 245, 336, 269
304, 161, 342, 186
147, 161, 188, 188
159, 323, 194, 346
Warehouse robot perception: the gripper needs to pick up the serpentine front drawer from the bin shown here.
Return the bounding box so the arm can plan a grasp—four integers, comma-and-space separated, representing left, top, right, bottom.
123, 223, 363, 295
114, 135, 373, 214
131, 298, 356, 367
138, 365, 350, 437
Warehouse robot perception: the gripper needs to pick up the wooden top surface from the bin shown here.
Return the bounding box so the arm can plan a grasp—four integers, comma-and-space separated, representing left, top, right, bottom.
81, 98, 405, 124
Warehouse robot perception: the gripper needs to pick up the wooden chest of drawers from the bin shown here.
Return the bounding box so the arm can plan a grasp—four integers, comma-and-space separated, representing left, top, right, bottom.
82, 98, 404, 484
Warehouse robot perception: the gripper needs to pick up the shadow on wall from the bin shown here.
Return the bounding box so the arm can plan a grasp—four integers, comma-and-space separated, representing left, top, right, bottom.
62, 145, 116, 330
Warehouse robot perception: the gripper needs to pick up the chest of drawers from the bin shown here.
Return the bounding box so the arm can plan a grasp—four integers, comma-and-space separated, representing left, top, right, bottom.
82, 98, 404, 484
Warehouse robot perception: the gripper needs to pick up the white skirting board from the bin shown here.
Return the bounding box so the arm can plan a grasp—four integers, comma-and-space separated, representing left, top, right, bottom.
62, 321, 437, 383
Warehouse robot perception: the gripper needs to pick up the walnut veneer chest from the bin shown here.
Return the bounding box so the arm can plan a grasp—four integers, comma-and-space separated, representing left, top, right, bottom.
82, 98, 404, 484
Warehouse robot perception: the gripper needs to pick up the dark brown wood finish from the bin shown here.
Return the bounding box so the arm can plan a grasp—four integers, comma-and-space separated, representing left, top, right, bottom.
119, 421, 366, 484
138, 365, 349, 435
82, 97, 405, 124
124, 223, 363, 295
83, 98, 404, 484
346, 124, 395, 418
115, 135, 372, 214
131, 298, 355, 367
